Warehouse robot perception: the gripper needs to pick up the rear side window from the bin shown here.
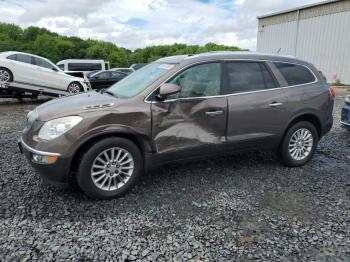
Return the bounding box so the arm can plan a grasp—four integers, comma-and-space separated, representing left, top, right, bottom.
68, 63, 102, 71
223, 62, 277, 94
273, 62, 316, 86
15, 54, 32, 64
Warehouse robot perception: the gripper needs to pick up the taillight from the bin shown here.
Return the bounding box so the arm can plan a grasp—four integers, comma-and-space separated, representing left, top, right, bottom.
329, 85, 336, 98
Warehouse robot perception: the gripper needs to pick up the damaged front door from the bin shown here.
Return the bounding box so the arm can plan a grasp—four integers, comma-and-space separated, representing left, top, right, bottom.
151, 62, 227, 161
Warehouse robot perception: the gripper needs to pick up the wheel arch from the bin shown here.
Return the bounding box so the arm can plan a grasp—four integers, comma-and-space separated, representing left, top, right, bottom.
69, 131, 152, 174
282, 113, 322, 142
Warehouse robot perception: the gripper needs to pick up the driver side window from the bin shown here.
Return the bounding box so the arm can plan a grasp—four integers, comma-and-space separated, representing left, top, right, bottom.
167, 63, 221, 99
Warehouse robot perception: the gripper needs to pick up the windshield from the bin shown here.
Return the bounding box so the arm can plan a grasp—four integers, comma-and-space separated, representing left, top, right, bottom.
107, 62, 176, 98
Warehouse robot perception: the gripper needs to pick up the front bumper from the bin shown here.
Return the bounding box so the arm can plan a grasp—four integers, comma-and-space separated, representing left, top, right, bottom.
18, 137, 71, 186
82, 80, 91, 92
341, 104, 350, 129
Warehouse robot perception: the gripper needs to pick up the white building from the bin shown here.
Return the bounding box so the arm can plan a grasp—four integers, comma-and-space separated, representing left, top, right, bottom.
257, 0, 350, 84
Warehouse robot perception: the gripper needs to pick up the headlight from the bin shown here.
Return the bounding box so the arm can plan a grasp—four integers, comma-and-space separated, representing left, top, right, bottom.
38, 116, 82, 140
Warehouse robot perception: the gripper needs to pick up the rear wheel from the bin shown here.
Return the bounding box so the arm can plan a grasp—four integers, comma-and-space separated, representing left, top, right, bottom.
0, 68, 13, 82
67, 82, 83, 93
76, 137, 143, 200
279, 121, 318, 167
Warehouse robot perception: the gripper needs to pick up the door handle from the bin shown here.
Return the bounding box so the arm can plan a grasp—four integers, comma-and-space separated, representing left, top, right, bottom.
269, 102, 283, 107
205, 110, 224, 116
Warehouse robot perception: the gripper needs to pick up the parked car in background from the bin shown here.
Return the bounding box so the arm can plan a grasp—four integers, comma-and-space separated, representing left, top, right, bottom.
57, 59, 110, 78
86, 70, 100, 77
88, 70, 128, 90
341, 93, 350, 130
130, 63, 146, 71
19, 52, 334, 199
0, 51, 90, 93
111, 67, 135, 75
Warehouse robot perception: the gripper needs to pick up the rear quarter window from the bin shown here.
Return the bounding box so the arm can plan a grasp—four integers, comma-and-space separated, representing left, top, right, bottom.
273, 62, 316, 86
7, 54, 17, 61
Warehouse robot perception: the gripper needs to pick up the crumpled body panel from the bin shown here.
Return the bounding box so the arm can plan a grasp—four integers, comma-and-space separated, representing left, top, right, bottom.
151, 97, 227, 159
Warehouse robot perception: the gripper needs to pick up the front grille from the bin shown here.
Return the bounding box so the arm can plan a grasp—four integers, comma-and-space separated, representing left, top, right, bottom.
341, 108, 349, 122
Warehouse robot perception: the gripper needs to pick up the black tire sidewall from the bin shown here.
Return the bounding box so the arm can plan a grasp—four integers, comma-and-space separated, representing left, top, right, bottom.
280, 121, 318, 167
76, 137, 143, 200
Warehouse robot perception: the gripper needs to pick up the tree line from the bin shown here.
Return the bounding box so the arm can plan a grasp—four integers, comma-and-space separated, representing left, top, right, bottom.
0, 23, 245, 68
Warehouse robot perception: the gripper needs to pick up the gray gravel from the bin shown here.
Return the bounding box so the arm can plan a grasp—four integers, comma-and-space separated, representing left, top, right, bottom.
0, 94, 349, 261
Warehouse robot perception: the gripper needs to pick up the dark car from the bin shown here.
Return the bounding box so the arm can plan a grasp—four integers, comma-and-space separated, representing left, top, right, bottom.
111, 68, 135, 75
19, 52, 334, 199
341, 94, 350, 130
88, 70, 128, 89
86, 70, 100, 77
130, 63, 146, 71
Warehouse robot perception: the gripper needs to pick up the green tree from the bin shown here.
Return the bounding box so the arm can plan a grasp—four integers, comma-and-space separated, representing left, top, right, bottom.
0, 22, 246, 66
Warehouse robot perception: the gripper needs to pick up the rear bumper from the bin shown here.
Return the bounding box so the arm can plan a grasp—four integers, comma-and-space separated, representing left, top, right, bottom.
321, 115, 333, 137
18, 137, 70, 186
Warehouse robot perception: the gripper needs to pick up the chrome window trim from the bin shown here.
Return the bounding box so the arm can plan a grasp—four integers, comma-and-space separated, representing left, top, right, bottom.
19, 137, 61, 156
144, 59, 319, 103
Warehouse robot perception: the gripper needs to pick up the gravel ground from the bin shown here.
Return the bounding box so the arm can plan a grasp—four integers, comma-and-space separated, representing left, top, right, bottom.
0, 93, 349, 261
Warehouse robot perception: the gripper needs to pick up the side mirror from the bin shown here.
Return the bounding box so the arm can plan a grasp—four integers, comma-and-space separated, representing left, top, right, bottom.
157, 83, 181, 100
52, 67, 58, 72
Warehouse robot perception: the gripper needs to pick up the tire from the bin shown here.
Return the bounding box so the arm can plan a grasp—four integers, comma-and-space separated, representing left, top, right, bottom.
67, 82, 83, 93
279, 121, 318, 167
76, 137, 143, 200
0, 67, 13, 82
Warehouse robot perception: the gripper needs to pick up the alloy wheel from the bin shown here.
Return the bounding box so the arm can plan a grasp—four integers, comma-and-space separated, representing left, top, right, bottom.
91, 147, 134, 191
0, 69, 10, 82
288, 128, 313, 161
68, 83, 81, 93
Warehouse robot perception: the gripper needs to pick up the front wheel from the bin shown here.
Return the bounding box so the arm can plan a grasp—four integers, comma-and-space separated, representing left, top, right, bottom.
76, 137, 143, 200
279, 121, 318, 167
67, 82, 83, 94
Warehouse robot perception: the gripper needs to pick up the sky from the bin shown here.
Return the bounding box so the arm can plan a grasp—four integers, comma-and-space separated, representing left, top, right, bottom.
1, 0, 321, 51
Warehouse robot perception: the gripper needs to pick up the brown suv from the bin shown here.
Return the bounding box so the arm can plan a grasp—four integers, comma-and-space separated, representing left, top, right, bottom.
19, 52, 334, 199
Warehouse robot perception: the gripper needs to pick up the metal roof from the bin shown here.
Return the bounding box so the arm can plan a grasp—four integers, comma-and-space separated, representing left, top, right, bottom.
156, 51, 312, 66
257, 0, 342, 19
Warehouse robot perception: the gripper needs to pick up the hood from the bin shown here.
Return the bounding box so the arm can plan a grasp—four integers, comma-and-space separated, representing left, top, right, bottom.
36, 91, 117, 121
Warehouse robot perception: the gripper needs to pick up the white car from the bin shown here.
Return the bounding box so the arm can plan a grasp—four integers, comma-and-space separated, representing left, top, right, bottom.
0, 51, 90, 93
